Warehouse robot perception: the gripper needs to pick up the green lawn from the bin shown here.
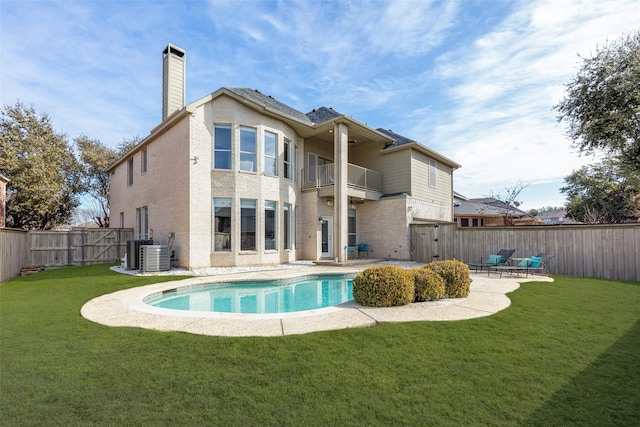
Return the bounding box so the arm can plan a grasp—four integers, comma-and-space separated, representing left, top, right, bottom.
1, 265, 639, 426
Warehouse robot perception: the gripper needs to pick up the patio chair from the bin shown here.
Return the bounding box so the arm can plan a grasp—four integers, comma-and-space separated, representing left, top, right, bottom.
346, 246, 357, 259
528, 253, 555, 275
489, 253, 555, 278
468, 249, 515, 272
357, 243, 370, 258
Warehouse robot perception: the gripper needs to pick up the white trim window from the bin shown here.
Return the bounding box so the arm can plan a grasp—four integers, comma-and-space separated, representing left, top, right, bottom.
213, 124, 232, 170
135, 206, 148, 239
264, 201, 277, 250
348, 209, 357, 247
283, 203, 292, 249
240, 126, 257, 172
127, 158, 134, 186
240, 199, 256, 251
284, 138, 292, 179
213, 198, 232, 251
429, 159, 437, 188
264, 131, 277, 176
141, 148, 148, 174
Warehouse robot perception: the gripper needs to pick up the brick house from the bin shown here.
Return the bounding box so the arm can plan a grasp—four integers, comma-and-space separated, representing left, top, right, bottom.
107, 44, 460, 268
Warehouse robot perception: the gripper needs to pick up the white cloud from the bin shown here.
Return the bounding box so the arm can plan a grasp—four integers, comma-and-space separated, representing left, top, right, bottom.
414, 0, 638, 206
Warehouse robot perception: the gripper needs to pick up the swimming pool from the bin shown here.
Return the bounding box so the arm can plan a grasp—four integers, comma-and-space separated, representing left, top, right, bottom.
144, 275, 354, 314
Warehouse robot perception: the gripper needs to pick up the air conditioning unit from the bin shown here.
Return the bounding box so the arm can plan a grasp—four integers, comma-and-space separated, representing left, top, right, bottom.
139, 245, 170, 272
126, 240, 153, 270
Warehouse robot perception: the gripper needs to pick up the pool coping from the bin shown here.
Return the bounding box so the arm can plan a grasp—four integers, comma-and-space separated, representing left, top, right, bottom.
81, 264, 554, 337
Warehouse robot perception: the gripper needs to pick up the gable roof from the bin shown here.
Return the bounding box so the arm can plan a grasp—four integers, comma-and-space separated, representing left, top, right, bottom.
108, 86, 460, 170
455, 197, 532, 218
376, 128, 416, 147
226, 88, 313, 125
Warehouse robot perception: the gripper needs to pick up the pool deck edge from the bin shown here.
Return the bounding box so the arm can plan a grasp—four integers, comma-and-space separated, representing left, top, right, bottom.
81, 264, 553, 337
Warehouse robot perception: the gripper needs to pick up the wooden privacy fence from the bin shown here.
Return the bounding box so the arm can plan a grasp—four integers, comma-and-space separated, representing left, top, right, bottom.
0, 228, 134, 282
0, 228, 29, 282
410, 223, 640, 281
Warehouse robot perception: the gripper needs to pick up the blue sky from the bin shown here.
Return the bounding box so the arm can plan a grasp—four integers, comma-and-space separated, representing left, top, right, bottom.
1, 0, 638, 210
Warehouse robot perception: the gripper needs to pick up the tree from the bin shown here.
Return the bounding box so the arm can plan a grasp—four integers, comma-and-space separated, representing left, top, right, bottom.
75, 135, 119, 227
0, 101, 83, 229
117, 135, 142, 156
555, 31, 640, 171
487, 181, 531, 226
561, 159, 639, 224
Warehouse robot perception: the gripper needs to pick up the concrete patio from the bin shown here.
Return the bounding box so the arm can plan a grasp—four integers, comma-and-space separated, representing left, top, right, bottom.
81, 262, 553, 337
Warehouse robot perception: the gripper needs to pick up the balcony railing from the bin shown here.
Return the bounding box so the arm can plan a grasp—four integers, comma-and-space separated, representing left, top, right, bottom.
302, 163, 382, 193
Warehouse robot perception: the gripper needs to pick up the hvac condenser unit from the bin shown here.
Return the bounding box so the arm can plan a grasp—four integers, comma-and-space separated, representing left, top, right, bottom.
126, 239, 153, 270
139, 245, 171, 273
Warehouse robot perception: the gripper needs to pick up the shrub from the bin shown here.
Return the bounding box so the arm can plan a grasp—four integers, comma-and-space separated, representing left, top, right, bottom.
412, 268, 446, 302
352, 265, 414, 307
423, 259, 471, 298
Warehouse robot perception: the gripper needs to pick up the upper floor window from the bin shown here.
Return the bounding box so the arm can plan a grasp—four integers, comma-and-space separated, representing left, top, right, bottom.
284, 138, 292, 179
429, 159, 437, 188
264, 131, 277, 176
141, 149, 148, 174
127, 158, 134, 186
240, 127, 256, 172
294, 145, 299, 182
213, 124, 232, 170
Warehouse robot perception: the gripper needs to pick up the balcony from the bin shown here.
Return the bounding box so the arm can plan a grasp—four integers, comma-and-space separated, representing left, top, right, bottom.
302, 163, 383, 200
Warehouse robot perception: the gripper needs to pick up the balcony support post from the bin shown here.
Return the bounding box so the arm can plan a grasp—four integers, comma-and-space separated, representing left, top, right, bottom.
333, 122, 349, 262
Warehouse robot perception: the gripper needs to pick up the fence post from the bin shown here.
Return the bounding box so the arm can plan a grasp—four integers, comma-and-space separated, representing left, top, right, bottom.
67, 231, 72, 266
81, 229, 86, 266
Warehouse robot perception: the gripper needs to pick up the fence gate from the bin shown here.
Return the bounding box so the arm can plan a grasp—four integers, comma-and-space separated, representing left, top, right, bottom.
27, 228, 133, 267
410, 223, 456, 264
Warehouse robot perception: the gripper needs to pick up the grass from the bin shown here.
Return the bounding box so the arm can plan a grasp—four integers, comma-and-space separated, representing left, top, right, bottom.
1, 265, 639, 426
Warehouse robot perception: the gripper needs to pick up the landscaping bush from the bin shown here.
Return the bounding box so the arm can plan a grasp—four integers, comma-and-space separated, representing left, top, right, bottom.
412, 268, 446, 302
352, 265, 414, 307
423, 259, 471, 298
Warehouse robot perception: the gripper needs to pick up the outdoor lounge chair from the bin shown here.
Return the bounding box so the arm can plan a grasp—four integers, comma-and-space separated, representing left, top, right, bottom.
489, 253, 555, 278
468, 249, 515, 272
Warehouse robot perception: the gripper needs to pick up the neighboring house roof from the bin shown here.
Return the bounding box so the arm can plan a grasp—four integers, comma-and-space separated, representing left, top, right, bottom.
454, 199, 506, 217
536, 208, 580, 224
454, 197, 532, 218
0, 174, 9, 184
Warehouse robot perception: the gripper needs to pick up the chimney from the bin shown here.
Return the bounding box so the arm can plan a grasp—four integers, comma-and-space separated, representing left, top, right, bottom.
162, 44, 186, 121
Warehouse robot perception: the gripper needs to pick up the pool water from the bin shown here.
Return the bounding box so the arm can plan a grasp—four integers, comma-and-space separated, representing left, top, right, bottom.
144, 275, 354, 314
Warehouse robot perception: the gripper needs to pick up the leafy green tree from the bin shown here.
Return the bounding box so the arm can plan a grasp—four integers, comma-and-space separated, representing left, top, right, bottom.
556, 31, 640, 171
75, 135, 119, 227
0, 101, 83, 229
561, 159, 639, 223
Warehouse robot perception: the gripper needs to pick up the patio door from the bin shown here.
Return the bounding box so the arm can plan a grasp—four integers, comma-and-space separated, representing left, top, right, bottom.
321, 216, 333, 259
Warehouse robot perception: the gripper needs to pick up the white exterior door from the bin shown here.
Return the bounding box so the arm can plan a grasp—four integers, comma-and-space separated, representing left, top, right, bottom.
321, 216, 333, 259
